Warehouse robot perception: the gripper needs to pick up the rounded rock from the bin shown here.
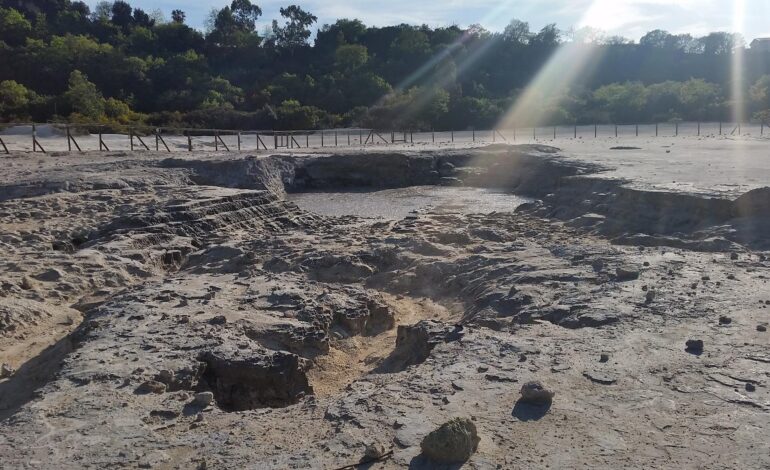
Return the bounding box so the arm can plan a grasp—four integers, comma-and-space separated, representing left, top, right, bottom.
192, 391, 214, 408
420, 417, 480, 463
519, 381, 555, 405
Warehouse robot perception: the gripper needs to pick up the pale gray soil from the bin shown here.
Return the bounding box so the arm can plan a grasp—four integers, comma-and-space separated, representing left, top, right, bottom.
0, 145, 768, 469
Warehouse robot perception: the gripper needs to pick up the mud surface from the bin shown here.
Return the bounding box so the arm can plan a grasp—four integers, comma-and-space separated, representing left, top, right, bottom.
0, 145, 769, 469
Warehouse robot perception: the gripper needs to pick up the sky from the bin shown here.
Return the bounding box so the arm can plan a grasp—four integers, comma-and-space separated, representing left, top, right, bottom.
89, 0, 770, 42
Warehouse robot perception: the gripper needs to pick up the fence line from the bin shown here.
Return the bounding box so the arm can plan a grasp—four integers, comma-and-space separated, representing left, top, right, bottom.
0, 121, 768, 154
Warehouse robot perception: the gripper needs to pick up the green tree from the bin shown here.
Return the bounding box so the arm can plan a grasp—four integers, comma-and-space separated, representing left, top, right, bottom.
0, 7, 32, 46
750, 75, 770, 113
171, 9, 185, 24
593, 82, 648, 122
64, 70, 105, 119
0, 80, 36, 117
334, 44, 368, 73
271, 5, 317, 49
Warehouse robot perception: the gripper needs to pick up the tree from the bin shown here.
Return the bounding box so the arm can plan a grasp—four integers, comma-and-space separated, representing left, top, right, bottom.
0, 80, 36, 117
132, 8, 155, 28
64, 70, 104, 119
91, 1, 112, 21
593, 81, 647, 122
335, 44, 368, 73
207, 0, 262, 47
503, 19, 531, 45
271, 5, 317, 49
110, 1, 134, 29
0, 7, 32, 46
171, 9, 185, 24
750, 75, 770, 118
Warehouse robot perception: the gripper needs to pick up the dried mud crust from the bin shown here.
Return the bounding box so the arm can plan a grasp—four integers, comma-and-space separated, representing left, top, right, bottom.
0, 146, 768, 469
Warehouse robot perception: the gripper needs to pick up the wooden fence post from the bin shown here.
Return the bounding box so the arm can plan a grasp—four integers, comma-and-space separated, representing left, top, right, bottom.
594, 124, 597, 138
675, 122, 679, 136
655, 123, 658, 137
130, 127, 134, 151
32, 123, 45, 153
66, 125, 72, 151
237, 132, 241, 151
636, 124, 639, 137
574, 125, 577, 138
99, 127, 109, 151
187, 132, 192, 152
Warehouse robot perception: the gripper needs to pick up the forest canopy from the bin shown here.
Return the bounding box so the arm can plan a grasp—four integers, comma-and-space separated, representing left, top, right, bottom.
1, 0, 770, 130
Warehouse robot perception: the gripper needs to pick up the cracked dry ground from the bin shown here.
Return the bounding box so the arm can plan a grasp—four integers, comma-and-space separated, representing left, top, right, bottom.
0, 147, 769, 469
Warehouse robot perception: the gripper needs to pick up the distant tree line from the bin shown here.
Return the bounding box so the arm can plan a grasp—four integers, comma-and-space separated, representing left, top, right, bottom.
1, 0, 770, 130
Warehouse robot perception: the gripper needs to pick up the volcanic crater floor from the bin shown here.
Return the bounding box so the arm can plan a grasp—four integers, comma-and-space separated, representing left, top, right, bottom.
0, 145, 769, 469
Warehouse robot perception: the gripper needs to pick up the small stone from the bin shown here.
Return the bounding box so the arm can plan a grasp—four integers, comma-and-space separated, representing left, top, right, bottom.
364, 441, 388, 460
757, 325, 767, 332
599, 354, 609, 363
208, 315, 227, 325
519, 381, 555, 404
192, 391, 214, 408
685, 339, 704, 353
645, 290, 656, 304
420, 417, 480, 463
136, 380, 167, 394
718, 316, 732, 325
156, 370, 174, 383
35, 268, 63, 282
477, 366, 489, 373
745, 383, 756, 392
616, 267, 640, 282
0, 363, 15, 379
730, 252, 739, 260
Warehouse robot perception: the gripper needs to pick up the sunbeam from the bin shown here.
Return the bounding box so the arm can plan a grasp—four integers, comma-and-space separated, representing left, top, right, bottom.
731, 0, 746, 124
496, 0, 609, 130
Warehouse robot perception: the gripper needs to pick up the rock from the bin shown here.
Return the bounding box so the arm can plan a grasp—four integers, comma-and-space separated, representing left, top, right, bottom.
685, 339, 704, 354
615, 267, 640, 282
745, 383, 756, 392
363, 441, 388, 460
599, 354, 609, 363
192, 391, 214, 408
582, 371, 618, 385
35, 268, 63, 282
208, 315, 227, 325
718, 316, 732, 325
420, 418, 480, 463
730, 252, 739, 260
519, 381, 555, 404
645, 290, 656, 304
757, 324, 767, 332
0, 363, 16, 378
136, 380, 167, 394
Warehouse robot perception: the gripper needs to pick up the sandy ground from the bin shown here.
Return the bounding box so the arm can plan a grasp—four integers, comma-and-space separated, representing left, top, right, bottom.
0, 145, 768, 469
